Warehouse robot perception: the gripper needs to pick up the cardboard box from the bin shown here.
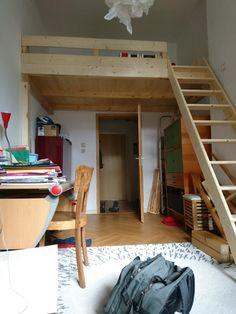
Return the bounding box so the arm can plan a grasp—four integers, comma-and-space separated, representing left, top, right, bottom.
37, 125, 59, 136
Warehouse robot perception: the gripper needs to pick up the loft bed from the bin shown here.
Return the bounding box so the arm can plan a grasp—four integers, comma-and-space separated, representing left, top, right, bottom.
21, 36, 178, 114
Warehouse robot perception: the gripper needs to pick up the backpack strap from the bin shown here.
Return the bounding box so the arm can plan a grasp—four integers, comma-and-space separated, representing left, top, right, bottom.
177, 268, 195, 314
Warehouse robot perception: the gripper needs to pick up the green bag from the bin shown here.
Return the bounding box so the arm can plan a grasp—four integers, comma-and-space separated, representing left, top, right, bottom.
104, 254, 195, 314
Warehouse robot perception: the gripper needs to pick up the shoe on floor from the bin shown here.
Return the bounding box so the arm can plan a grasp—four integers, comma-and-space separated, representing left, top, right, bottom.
109, 201, 119, 212
100, 201, 106, 213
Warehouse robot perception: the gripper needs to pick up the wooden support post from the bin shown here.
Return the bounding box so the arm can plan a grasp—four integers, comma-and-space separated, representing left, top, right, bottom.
20, 78, 30, 148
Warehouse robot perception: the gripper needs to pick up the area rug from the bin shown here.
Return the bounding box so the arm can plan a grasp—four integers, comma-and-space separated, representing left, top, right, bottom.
58, 242, 236, 314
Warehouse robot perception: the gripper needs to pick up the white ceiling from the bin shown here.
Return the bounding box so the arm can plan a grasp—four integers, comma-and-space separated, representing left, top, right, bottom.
35, 0, 202, 42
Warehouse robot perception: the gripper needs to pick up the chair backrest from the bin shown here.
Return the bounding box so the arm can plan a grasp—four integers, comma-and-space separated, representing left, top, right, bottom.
74, 165, 94, 221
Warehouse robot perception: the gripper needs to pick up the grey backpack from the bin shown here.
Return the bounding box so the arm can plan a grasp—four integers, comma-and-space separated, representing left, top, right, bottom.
104, 254, 195, 314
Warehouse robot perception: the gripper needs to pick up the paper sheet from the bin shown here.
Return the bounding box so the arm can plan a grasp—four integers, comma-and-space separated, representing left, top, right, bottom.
0, 245, 58, 314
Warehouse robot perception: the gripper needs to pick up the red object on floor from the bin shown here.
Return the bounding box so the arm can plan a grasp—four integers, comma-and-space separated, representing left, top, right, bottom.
162, 216, 178, 227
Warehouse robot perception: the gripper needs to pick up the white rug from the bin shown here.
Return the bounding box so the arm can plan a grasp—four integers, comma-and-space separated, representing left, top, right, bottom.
58, 243, 236, 314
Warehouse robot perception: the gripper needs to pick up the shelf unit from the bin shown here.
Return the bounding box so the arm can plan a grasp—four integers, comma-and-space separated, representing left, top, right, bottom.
164, 117, 210, 222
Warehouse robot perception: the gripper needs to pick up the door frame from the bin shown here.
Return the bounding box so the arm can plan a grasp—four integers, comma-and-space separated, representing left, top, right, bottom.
138, 104, 144, 222
96, 113, 142, 218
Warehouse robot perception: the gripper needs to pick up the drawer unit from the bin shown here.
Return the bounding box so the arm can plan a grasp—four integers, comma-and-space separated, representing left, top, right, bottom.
164, 119, 181, 149
166, 173, 184, 189
166, 186, 184, 214
163, 117, 210, 222
165, 147, 183, 173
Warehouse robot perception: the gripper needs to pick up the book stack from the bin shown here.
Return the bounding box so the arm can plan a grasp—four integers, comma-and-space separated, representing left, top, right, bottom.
0, 159, 65, 185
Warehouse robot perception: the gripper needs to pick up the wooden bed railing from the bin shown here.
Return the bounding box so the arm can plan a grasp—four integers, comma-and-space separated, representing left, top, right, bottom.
21, 36, 168, 78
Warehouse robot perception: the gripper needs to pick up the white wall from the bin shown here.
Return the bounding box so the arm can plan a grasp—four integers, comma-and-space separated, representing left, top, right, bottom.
29, 95, 47, 152
51, 111, 97, 212
142, 113, 159, 210
52, 111, 164, 213
142, 113, 174, 211
207, 0, 236, 182
167, 42, 178, 64
207, 0, 236, 106
0, 0, 45, 149
176, 1, 208, 64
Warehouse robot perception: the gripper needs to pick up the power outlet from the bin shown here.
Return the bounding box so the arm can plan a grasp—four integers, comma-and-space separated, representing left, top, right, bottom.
220, 62, 226, 72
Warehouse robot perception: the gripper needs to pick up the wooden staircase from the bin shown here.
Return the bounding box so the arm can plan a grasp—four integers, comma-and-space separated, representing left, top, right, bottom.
168, 59, 236, 263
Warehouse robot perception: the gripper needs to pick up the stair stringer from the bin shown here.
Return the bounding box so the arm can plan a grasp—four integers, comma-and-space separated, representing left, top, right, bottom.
167, 60, 236, 263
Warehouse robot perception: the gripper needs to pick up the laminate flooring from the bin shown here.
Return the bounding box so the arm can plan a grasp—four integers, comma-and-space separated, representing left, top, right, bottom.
86, 212, 190, 247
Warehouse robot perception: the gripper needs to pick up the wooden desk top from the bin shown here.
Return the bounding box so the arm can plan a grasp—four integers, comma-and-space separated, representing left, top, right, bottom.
0, 181, 73, 192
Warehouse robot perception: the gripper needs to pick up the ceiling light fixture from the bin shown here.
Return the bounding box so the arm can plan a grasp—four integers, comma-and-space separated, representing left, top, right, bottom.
104, 0, 155, 34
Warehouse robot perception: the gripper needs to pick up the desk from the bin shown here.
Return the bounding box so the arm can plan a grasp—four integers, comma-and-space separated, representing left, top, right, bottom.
0, 182, 73, 249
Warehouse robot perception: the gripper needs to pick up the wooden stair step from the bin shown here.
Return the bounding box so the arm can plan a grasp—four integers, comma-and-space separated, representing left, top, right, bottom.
187, 104, 231, 110
191, 230, 231, 263
182, 89, 222, 96
194, 120, 236, 125
202, 139, 236, 144
210, 161, 236, 165
177, 77, 215, 84
220, 186, 236, 191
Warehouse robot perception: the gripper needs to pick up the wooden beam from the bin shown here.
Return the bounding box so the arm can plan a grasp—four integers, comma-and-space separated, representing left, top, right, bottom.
22, 53, 168, 78
51, 98, 178, 112
51, 102, 178, 113
22, 36, 167, 53
47, 96, 176, 107
42, 89, 174, 99
29, 81, 54, 114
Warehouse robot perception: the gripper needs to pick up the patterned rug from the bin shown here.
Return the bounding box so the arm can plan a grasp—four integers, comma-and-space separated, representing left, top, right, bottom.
58, 242, 236, 314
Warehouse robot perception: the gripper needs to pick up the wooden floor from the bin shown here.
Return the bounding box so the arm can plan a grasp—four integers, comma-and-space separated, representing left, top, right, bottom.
86, 212, 190, 247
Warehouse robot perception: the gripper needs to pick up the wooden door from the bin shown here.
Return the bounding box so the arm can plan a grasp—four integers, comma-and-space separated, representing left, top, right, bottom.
100, 134, 126, 201
138, 105, 144, 222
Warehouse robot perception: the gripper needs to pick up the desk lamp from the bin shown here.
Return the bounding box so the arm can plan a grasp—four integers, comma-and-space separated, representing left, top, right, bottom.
1, 112, 12, 163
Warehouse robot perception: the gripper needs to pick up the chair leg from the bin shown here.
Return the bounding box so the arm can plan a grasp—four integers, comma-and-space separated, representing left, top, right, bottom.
75, 227, 86, 288
81, 227, 89, 266
39, 235, 46, 247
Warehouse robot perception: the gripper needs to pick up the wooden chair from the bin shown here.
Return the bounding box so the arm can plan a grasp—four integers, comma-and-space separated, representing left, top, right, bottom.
40, 165, 94, 288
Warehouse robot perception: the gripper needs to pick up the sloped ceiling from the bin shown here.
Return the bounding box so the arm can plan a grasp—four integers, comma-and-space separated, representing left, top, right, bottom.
35, 0, 201, 41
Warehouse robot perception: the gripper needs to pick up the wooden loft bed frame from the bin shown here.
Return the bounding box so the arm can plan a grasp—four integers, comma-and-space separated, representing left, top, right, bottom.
21, 35, 178, 114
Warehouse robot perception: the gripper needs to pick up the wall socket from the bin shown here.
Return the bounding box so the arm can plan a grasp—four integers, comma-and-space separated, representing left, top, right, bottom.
220, 62, 226, 72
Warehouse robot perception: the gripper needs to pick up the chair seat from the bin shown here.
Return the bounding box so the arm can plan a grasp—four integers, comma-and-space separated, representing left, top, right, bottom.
48, 211, 87, 230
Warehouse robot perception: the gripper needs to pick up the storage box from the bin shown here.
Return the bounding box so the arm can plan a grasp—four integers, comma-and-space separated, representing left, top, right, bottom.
37, 125, 59, 136
183, 194, 212, 231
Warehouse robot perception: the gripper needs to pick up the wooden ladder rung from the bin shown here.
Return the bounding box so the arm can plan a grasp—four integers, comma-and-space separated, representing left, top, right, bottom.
194, 120, 236, 125
173, 65, 208, 71
231, 215, 236, 222
188, 104, 231, 110
221, 186, 236, 191
182, 89, 222, 96
210, 161, 236, 165
202, 139, 236, 144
